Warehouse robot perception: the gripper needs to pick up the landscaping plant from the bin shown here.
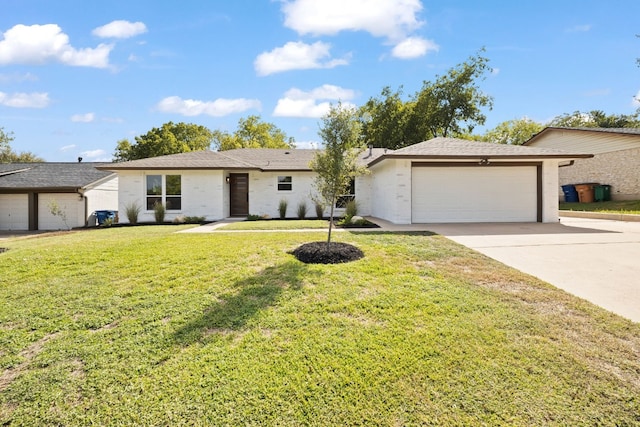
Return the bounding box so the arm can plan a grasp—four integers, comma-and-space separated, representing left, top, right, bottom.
124, 201, 142, 224
296, 201, 308, 219
278, 198, 288, 219
153, 201, 166, 223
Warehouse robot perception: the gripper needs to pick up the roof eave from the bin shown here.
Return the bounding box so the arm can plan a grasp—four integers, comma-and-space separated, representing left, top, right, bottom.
367, 153, 593, 167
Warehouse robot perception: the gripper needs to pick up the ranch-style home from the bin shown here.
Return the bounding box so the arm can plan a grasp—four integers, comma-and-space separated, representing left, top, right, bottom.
97, 137, 592, 224
524, 127, 640, 200
0, 162, 118, 231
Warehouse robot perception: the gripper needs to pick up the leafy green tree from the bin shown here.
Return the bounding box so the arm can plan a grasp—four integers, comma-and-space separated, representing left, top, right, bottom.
405, 50, 493, 142
213, 115, 295, 151
114, 122, 214, 161
359, 50, 493, 148
548, 110, 640, 128
359, 86, 412, 150
481, 118, 544, 145
310, 103, 367, 243
0, 127, 44, 163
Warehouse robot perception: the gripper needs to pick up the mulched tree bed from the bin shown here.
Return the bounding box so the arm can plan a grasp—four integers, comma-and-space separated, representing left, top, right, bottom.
291, 242, 364, 264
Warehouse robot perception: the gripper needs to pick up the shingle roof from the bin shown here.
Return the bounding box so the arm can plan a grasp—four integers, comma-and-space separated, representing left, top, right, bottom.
0, 162, 115, 191
367, 137, 592, 166
98, 147, 388, 171
524, 127, 640, 145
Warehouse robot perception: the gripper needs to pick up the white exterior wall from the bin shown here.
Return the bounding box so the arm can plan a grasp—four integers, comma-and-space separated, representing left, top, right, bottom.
355, 174, 373, 216
117, 170, 225, 223
85, 176, 118, 226
0, 194, 29, 230
38, 193, 84, 230
248, 171, 320, 218
370, 159, 412, 224
541, 160, 560, 222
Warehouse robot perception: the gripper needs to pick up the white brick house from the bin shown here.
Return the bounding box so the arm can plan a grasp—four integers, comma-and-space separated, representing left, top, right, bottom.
99, 138, 590, 224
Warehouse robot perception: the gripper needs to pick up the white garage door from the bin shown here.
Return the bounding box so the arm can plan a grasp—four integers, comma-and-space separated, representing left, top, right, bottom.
412, 166, 538, 223
38, 194, 83, 230
0, 194, 29, 230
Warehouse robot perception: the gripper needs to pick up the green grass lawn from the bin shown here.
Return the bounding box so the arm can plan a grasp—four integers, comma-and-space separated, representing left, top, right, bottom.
1, 226, 639, 425
560, 199, 640, 214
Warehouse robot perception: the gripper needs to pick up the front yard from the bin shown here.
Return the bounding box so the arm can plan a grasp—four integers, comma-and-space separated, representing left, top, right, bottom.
560, 199, 640, 214
1, 226, 639, 425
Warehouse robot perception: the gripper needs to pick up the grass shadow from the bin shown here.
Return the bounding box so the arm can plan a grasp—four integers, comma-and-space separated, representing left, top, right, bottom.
172, 260, 311, 346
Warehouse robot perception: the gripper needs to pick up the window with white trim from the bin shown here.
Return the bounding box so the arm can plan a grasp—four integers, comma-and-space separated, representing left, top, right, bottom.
277, 176, 292, 191
146, 174, 182, 210
336, 179, 355, 208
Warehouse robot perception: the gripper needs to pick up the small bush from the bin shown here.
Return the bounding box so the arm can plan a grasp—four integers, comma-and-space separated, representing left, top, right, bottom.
278, 199, 288, 219
345, 199, 358, 217
153, 202, 166, 223
297, 201, 308, 219
314, 201, 324, 219
247, 214, 262, 221
124, 202, 142, 224
174, 215, 206, 224
102, 218, 114, 227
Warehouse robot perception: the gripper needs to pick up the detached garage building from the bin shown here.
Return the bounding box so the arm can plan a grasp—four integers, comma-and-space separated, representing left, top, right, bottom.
100, 137, 590, 225
0, 162, 117, 231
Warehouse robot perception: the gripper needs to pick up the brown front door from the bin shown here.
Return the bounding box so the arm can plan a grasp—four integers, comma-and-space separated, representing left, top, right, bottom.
229, 173, 249, 216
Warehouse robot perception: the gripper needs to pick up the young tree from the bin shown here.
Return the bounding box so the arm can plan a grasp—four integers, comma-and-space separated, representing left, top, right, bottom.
114, 122, 214, 161
310, 103, 367, 243
212, 115, 295, 151
481, 118, 544, 145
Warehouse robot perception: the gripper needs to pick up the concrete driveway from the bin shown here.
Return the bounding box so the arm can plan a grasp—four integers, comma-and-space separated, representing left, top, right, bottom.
424, 217, 640, 323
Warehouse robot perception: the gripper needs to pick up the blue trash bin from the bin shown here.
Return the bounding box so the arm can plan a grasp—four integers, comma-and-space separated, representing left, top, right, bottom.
95, 210, 116, 225
561, 185, 578, 203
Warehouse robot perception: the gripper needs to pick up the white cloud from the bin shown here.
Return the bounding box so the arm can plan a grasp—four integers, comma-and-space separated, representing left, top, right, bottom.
491, 67, 500, 76
60, 144, 77, 152
294, 140, 320, 149
0, 91, 50, 108
155, 96, 261, 117
80, 149, 108, 159
0, 24, 112, 68
566, 24, 591, 33
273, 84, 356, 118
633, 90, 640, 107
71, 112, 95, 123
282, 0, 423, 41
254, 41, 348, 76
391, 37, 438, 59
92, 20, 147, 39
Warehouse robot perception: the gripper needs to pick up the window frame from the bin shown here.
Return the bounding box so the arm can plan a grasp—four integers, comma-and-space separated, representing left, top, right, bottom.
145, 174, 182, 211
277, 175, 293, 191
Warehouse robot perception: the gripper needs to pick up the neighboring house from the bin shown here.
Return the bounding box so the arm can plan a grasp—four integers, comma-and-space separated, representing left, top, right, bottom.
98, 138, 590, 224
0, 162, 118, 231
524, 127, 640, 200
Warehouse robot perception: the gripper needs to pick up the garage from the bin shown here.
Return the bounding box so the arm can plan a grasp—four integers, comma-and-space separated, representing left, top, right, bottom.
411, 163, 540, 223
0, 194, 29, 230
38, 193, 83, 230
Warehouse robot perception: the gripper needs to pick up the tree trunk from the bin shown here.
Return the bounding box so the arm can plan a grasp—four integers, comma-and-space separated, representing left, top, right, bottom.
327, 196, 336, 244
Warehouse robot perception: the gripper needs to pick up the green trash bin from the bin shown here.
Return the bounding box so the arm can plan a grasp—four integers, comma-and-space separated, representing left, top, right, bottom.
594, 185, 611, 202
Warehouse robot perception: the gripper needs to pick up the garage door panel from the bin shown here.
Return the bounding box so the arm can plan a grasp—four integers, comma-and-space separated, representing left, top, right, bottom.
412, 166, 537, 223
38, 194, 82, 230
0, 194, 29, 230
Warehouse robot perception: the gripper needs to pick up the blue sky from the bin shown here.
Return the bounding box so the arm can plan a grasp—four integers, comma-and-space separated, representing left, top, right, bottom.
1, 0, 639, 162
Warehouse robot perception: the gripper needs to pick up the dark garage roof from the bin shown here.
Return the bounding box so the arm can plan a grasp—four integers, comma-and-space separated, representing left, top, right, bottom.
0, 162, 116, 191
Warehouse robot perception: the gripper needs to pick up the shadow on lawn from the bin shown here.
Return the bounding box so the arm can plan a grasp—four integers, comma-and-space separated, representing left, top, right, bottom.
172, 260, 312, 346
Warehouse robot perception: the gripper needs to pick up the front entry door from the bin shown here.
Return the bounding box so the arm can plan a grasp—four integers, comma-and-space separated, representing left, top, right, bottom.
229, 173, 249, 217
